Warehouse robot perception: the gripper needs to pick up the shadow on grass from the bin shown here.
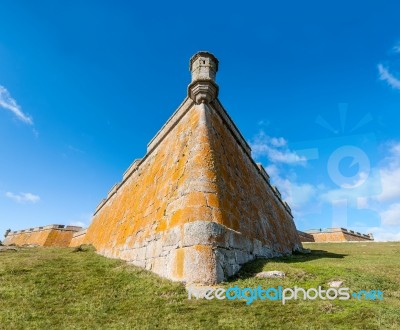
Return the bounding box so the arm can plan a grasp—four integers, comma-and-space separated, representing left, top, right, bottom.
227, 249, 347, 282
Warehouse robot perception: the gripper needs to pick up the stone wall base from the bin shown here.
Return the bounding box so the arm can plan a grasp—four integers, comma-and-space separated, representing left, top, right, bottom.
92, 221, 302, 284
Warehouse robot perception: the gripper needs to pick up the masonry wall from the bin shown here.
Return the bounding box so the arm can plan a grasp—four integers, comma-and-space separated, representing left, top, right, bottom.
342, 232, 373, 242
45, 230, 75, 247
4, 229, 51, 246
297, 230, 315, 242
311, 231, 346, 242
70, 230, 87, 247
82, 99, 302, 284
4, 226, 82, 247
310, 229, 373, 242
205, 101, 302, 277
83, 100, 222, 284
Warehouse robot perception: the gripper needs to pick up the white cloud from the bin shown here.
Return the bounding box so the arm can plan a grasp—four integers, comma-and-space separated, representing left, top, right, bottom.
251, 131, 306, 164
380, 203, 400, 226
365, 226, 400, 242
393, 44, 400, 53
5, 192, 40, 204
69, 221, 87, 228
264, 164, 279, 178
270, 137, 287, 147
267, 148, 305, 163
376, 142, 400, 202
378, 166, 400, 202
357, 197, 369, 209
251, 132, 316, 218
377, 231, 400, 241
257, 120, 270, 126
260, 163, 318, 219
67, 145, 85, 154
321, 141, 400, 236
321, 175, 379, 203
271, 176, 316, 207
320, 142, 400, 204
251, 126, 400, 241
378, 64, 400, 90
0, 85, 33, 125
68, 212, 92, 228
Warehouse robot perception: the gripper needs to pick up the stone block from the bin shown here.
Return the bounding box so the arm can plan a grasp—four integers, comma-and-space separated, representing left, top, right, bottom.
182, 221, 225, 247
235, 250, 251, 265
256, 271, 285, 279
163, 226, 181, 248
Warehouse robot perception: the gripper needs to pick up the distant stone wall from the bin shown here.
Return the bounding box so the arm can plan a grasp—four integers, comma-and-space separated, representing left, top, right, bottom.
297, 230, 315, 242
305, 228, 373, 242
342, 229, 373, 242
4, 225, 82, 247
70, 229, 87, 247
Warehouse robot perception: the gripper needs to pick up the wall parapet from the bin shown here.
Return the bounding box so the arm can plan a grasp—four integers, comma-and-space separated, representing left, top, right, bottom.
8, 224, 83, 235
93, 98, 195, 216
210, 99, 252, 157
123, 159, 142, 181
208, 101, 293, 218
107, 183, 120, 199
257, 163, 270, 182
297, 230, 315, 242
73, 229, 87, 238
147, 98, 194, 155
93, 101, 294, 219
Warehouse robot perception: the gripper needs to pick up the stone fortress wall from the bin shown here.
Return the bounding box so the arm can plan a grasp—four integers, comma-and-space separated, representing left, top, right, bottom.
3, 52, 304, 285
70, 229, 87, 247
297, 230, 315, 243
299, 228, 374, 243
3, 225, 82, 247
75, 52, 303, 284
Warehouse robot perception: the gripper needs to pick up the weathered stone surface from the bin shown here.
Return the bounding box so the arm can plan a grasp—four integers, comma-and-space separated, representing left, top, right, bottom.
163, 226, 181, 248
182, 221, 225, 247
328, 280, 344, 288
70, 229, 87, 247
3, 225, 83, 247
4, 50, 305, 284
66, 51, 303, 285
256, 271, 286, 279
0, 246, 18, 252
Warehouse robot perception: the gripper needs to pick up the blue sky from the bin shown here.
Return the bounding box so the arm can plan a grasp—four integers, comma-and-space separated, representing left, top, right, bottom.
1, 1, 400, 241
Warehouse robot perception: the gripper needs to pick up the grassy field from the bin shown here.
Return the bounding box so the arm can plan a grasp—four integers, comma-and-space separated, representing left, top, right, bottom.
0, 242, 399, 330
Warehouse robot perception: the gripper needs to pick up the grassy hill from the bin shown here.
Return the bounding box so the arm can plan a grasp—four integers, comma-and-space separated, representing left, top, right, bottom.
0, 242, 399, 329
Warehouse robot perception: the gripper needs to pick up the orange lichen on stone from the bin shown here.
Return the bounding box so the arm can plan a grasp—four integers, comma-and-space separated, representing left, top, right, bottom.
3, 52, 302, 285
44, 230, 75, 247
69, 52, 302, 284
173, 248, 185, 279
302, 228, 373, 242
69, 229, 88, 247
203, 103, 300, 253
79, 100, 301, 284
83, 104, 217, 251
4, 225, 82, 247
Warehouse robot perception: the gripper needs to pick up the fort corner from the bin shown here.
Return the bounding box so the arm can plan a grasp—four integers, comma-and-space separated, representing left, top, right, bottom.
5, 52, 303, 285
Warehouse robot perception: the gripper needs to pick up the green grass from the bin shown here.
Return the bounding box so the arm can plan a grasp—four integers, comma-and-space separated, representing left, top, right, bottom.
0, 242, 399, 329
